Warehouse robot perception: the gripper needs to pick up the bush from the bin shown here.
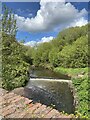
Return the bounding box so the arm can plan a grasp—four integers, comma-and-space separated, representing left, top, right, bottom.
58, 35, 88, 68
2, 34, 30, 90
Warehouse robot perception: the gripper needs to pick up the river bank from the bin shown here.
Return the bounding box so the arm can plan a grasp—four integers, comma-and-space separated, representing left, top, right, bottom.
54, 67, 89, 118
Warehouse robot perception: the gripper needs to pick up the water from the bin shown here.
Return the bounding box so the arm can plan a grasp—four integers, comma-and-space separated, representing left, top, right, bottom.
26, 67, 75, 114
30, 67, 71, 80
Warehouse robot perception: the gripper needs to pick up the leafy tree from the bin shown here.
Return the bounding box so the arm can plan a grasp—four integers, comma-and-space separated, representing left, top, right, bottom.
31, 24, 88, 68
49, 48, 60, 67
2, 5, 17, 36
32, 42, 52, 66
2, 5, 29, 90
57, 25, 88, 45
58, 35, 88, 68
23, 45, 33, 64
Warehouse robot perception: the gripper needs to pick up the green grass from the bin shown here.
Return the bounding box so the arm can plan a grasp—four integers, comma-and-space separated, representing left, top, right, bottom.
54, 67, 88, 77
54, 67, 89, 118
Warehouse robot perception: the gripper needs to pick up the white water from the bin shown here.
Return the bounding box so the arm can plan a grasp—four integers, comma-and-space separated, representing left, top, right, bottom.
30, 78, 72, 83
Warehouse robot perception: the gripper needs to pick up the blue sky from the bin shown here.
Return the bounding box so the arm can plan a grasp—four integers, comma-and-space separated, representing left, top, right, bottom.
2, 2, 89, 46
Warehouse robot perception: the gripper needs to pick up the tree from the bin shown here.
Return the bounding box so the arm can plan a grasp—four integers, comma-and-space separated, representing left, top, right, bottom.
49, 48, 60, 67
23, 45, 33, 64
2, 5, 17, 36
58, 35, 88, 68
2, 5, 29, 90
31, 24, 88, 68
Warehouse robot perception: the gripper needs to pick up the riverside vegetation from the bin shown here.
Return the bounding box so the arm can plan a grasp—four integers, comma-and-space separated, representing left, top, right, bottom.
1, 6, 89, 118
2, 6, 30, 90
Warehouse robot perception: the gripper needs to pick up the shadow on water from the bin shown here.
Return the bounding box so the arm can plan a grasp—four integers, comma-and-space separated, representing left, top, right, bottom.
24, 67, 75, 114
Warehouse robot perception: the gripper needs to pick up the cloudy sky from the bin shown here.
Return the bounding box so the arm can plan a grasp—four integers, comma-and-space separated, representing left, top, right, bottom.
2, 1, 89, 46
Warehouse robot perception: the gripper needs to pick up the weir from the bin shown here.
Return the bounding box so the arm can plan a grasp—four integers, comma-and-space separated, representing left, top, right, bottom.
26, 77, 75, 114
30, 78, 72, 83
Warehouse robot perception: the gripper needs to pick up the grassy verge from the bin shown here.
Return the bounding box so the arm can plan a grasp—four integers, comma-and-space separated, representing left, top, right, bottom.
54, 67, 89, 118
54, 67, 88, 77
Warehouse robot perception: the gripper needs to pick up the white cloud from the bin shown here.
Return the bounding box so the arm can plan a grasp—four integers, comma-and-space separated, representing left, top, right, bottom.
15, 2, 88, 32
69, 17, 88, 27
38, 36, 54, 43
24, 36, 54, 47
24, 41, 37, 47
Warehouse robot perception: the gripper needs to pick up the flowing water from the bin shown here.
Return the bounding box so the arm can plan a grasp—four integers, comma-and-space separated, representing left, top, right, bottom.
26, 67, 75, 114
30, 67, 71, 79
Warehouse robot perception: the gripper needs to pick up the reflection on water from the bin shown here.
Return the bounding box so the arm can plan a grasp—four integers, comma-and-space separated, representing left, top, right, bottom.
30, 67, 71, 80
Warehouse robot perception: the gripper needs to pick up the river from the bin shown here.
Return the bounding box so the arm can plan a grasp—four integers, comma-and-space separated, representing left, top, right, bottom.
29, 67, 71, 79
26, 67, 75, 114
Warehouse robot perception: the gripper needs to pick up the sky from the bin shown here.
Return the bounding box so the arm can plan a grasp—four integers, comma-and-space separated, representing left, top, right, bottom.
2, 1, 89, 46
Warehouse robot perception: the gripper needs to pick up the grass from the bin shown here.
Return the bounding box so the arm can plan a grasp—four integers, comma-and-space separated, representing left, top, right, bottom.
54, 67, 88, 77
54, 67, 89, 118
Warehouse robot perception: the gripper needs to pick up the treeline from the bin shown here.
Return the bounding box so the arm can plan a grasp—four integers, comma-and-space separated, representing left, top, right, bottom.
29, 24, 88, 69
2, 6, 30, 90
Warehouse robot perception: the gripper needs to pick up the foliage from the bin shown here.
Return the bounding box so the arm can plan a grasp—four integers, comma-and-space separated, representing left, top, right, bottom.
57, 25, 88, 46
32, 42, 52, 66
72, 76, 89, 118
2, 6, 30, 90
54, 67, 88, 77
2, 5, 17, 36
49, 48, 60, 67
2, 34, 30, 90
31, 24, 88, 68
58, 35, 88, 68
22, 45, 33, 65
